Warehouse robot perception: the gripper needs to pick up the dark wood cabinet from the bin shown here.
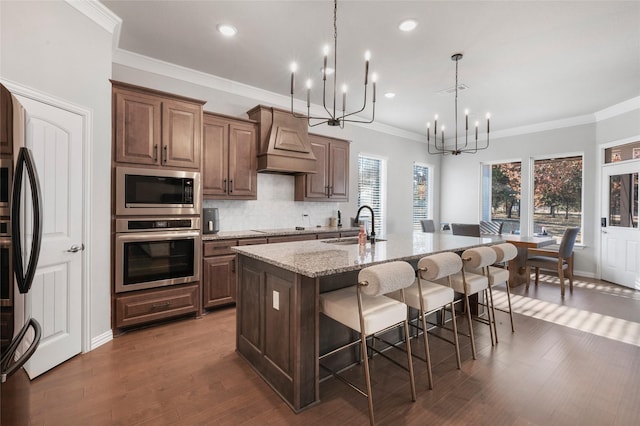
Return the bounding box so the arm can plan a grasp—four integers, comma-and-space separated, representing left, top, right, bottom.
202, 112, 257, 199
267, 234, 318, 244
112, 82, 203, 170
114, 283, 199, 330
295, 134, 349, 201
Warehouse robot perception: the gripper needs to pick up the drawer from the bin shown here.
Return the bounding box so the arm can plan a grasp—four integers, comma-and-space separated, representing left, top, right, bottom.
238, 238, 268, 246
204, 240, 238, 256
267, 234, 318, 244
340, 231, 360, 238
115, 283, 199, 329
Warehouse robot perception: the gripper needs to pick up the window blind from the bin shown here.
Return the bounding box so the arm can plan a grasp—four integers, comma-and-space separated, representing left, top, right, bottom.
358, 155, 385, 236
412, 163, 430, 230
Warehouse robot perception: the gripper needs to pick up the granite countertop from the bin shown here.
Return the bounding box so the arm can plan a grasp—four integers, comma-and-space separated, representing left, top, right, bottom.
201, 226, 360, 241
232, 232, 503, 278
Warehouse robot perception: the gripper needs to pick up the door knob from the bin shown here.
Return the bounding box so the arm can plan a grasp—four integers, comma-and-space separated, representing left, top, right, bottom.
67, 244, 85, 253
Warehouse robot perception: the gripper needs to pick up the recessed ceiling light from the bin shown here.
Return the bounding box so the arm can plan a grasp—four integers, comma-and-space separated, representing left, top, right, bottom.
217, 24, 237, 37
398, 19, 418, 32
384, 92, 396, 99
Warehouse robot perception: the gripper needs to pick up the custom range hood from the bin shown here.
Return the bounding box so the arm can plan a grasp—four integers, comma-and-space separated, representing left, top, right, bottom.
247, 105, 316, 174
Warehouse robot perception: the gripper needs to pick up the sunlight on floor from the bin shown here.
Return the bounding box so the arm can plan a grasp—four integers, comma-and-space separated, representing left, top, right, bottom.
491, 291, 640, 347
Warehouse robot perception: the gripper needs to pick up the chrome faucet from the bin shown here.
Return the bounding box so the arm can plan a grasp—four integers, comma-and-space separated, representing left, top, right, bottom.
355, 205, 376, 244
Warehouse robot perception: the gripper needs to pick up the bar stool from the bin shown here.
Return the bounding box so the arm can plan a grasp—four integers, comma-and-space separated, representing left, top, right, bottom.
449, 246, 497, 358
391, 252, 462, 390
489, 243, 518, 337
319, 261, 417, 426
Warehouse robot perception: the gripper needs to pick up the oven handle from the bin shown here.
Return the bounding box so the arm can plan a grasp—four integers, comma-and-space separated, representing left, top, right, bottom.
116, 230, 201, 243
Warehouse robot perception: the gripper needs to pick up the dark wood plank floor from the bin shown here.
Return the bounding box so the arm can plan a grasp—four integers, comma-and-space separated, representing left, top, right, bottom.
2, 275, 639, 425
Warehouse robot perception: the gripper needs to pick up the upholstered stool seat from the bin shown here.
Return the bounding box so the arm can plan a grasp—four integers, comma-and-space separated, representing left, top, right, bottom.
319, 261, 417, 426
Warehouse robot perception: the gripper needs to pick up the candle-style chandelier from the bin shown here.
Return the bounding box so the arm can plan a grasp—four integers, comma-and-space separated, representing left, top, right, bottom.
427, 53, 490, 155
289, 0, 376, 128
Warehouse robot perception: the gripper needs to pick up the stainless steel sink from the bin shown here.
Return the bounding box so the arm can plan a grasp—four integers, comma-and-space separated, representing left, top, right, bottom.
321, 237, 385, 245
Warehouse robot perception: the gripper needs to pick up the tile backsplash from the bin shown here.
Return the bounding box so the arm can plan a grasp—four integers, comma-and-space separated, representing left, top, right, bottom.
202, 174, 342, 231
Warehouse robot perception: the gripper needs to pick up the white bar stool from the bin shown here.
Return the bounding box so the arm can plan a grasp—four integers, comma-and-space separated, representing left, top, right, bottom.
449, 246, 497, 358
488, 243, 518, 337
390, 252, 463, 389
319, 261, 417, 426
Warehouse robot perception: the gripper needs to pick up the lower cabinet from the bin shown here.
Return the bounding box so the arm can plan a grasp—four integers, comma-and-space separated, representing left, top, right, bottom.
203, 254, 236, 309
115, 283, 199, 330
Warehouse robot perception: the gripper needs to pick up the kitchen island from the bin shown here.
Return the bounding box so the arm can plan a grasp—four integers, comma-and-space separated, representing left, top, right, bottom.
232, 232, 501, 412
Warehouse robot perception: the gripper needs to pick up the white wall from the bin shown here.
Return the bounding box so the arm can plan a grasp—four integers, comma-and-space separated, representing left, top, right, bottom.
1, 1, 114, 346
112, 63, 438, 235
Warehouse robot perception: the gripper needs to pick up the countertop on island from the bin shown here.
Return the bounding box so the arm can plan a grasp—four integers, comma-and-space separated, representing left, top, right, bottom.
201, 226, 360, 241
232, 232, 503, 278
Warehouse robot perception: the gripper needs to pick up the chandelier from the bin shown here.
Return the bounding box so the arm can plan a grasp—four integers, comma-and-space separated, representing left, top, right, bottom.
427, 53, 490, 155
289, 0, 376, 128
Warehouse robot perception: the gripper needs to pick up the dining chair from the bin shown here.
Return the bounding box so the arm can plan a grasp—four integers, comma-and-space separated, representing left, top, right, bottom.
451, 223, 481, 237
420, 219, 436, 233
525, 227, 580, 297
479, 220, 504, 235
319, 261, 417, 425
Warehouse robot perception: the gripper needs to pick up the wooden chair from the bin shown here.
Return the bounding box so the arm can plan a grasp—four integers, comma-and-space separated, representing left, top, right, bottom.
451, 223, 481, 237
420, 219, 436, 233
526, 227, 579, 297
319, 261, 417, 425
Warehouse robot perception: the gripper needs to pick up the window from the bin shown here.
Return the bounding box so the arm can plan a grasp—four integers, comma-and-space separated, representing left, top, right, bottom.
358, 154, 386, 236
412, 163, 432, 230
533, 155, 583, 243
482, 161, 521, 234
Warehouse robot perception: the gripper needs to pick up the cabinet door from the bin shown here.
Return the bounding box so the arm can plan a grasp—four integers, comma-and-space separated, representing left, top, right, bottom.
228, 122, 257, 199
161, 99, 201, 169
329, 139, 349, 201
203, 254, 237, 308
304, 137, 329, 199
114, 88, 161, 165
202, 115, 229, 196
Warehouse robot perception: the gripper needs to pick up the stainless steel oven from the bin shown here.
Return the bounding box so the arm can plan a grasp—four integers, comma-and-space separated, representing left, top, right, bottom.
0, 158, 12, 217
115, 167, 200, 216
115, 217, 201, 293
1, 219, 12, 306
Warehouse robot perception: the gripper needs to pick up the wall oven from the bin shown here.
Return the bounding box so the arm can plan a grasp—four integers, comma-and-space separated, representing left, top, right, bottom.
0, 158, 12, 217
115, 167, 200, 216
115, 217, 201, 293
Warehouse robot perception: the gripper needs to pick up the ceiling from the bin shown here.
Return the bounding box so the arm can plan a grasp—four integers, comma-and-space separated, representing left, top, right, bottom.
102, 0, 640, 137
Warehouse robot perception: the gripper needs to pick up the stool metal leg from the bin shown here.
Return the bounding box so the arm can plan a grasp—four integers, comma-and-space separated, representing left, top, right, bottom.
463, 293, 477, 359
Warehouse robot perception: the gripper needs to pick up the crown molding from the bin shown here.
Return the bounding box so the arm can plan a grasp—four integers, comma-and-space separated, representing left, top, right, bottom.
113, 48, 638, 144
594, 96, 640, 122
65, 0, 121, 35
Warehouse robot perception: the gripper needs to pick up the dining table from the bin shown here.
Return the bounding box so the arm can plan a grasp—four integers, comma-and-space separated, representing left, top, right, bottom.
500, 234, 556, 287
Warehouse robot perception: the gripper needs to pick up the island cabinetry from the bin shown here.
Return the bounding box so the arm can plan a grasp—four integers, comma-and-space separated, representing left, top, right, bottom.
295, 134, 349, 201
115, 283, 199, 330
112, 81, 203, 170
236, 256, 318, 412
202, 112, 257, 199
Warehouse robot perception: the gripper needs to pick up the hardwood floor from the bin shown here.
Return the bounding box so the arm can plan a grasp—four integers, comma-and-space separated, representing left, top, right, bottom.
2, 275, 639, 425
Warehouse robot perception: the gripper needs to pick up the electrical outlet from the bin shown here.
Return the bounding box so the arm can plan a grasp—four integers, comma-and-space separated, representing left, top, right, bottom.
273, 290, 279, 310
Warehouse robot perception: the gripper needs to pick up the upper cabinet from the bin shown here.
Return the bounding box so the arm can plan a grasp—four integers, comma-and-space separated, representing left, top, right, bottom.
112, 81, 204, 170
295, 134, 349, 201
1, 84, 13, 155
202, 112, 257, 200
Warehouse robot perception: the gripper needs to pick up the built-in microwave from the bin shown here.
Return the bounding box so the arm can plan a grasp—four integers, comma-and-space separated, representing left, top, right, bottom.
115, 167, 200, 216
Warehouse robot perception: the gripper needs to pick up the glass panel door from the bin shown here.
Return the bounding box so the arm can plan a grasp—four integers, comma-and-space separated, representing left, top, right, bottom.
609, 172, 638, 228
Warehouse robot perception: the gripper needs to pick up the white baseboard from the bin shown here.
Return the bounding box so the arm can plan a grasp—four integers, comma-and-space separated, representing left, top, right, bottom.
89, 330, 113, 352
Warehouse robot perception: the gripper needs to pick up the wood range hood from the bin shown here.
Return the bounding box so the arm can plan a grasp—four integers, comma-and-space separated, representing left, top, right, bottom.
247, 105, 317, 175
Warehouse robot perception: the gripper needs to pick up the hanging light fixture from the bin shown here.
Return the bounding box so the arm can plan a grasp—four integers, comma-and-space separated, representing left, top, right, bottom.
289, 0, 376, 128
427, 53, 490, 155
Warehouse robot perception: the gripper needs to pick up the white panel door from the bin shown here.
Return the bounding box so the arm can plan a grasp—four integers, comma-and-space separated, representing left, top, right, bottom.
601, 161, 640, 289
15, 94, 84, 379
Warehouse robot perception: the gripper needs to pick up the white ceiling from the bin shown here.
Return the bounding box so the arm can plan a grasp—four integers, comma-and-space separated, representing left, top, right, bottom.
102, 0, 640, 136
